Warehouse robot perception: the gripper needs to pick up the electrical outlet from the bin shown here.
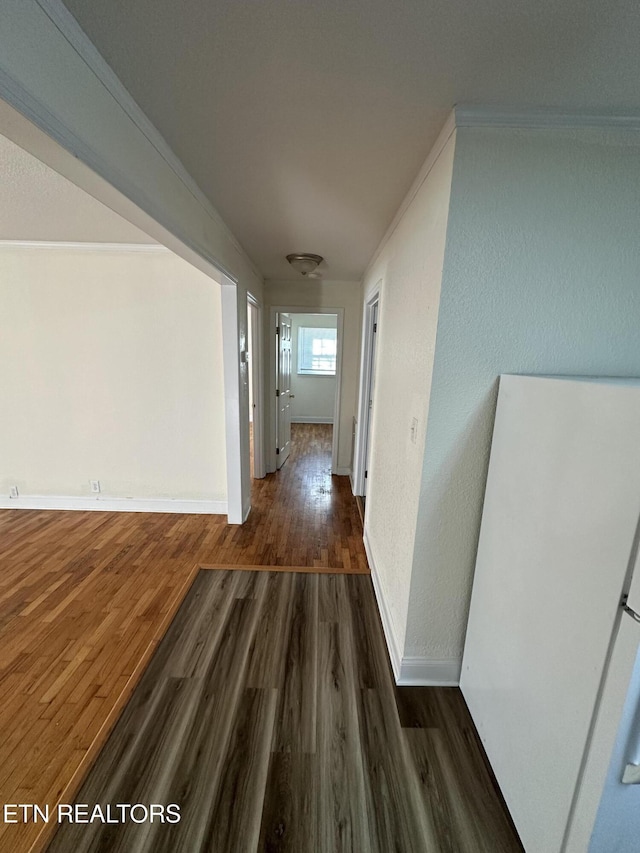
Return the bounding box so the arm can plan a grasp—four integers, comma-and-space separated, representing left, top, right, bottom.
90, 480, 101, 494
410, 417, 418, 444
9, 485, 19, 499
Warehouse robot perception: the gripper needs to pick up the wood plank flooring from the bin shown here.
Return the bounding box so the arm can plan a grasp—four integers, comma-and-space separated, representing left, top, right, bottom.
238, 423, 368, 571
46, 570, 522, 853
0, 425, 367, 853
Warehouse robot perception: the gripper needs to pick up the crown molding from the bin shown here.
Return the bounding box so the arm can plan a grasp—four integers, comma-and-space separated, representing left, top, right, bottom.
363, 109, 457, 280
0, 240, 168, 253
362, 103, 640, 280
30, 0, 262, 282
453, 105, 640, 132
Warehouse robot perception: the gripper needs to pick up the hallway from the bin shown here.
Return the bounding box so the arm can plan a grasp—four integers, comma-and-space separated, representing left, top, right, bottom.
236, 423, 367, 571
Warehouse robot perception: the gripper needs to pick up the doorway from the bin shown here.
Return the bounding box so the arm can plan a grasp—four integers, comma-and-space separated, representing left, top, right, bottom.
270, 307, 344, 474
247, 294, 264, 480
354, 289, 380, 509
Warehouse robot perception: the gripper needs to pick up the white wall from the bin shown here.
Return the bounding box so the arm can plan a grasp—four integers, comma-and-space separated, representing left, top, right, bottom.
264, 280, 361, 474
290, 313, 337, 423
360, 129, 456, 666
0, 246, 227, 507
0, 1, 265, 522
407, 125, 640, 668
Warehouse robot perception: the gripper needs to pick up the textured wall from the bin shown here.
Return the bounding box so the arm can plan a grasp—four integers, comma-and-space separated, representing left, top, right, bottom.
406, 126, 640, 662
361, 131, 456, 653
0, 132, 154, 244
0, 247, 226, 501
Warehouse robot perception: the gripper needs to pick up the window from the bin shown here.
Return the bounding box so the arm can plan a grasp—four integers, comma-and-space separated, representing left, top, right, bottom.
297, 326, 337, 376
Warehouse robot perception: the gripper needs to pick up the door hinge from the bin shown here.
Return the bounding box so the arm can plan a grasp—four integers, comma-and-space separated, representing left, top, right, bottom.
276, 447, 280, 455
364, 470, 368, 479
276, 325, 280, 336
276, 389, 280, 397
373, 322, 377, 332
621, 593, 640, 623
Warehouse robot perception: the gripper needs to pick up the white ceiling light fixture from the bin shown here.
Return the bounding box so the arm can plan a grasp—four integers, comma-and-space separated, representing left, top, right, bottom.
286, 253, 323, 276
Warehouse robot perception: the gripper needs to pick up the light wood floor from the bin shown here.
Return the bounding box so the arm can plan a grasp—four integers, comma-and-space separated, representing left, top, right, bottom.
47, 570, 522, 853
0, 424, 366, 853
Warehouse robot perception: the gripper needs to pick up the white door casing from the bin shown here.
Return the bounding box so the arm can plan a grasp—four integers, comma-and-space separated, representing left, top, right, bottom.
268, 306, 344, 475
276, 313, 292, 468
353, 285, 381, 496
248, 295, 265, 479
220, 278, 244, 524
363, 300, 379, 497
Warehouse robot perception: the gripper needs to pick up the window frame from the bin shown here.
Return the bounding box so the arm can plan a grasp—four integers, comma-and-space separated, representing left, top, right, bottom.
296, 325, 338, 377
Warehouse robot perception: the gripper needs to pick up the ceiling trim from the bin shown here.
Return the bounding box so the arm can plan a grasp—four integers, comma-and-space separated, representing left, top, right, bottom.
0, 240, 168, 252
454, 105, 640, 132
34, 0, 262, 281
363, 110, 457, 280
363, 103, 640, 280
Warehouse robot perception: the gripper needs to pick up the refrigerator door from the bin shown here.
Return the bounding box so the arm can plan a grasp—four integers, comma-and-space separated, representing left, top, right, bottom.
567, 613, 640, 852
461, 376, 640, 853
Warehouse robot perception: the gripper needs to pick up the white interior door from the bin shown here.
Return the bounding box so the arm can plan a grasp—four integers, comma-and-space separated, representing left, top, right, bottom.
276, 313, 292, 469
363, 301, 379, 497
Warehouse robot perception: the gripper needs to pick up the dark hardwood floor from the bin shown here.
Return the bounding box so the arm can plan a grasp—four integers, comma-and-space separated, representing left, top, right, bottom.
47, 570, 522, 853
0, 424, 366, 853
240, 423, 367, 570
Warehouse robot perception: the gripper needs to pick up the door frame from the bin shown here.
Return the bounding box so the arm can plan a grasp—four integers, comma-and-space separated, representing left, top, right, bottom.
275, 311, 293, 469
353, 284, 381, 497
220, 278, 245, 524
247, 293, 265, 479
268, 305, 345, 474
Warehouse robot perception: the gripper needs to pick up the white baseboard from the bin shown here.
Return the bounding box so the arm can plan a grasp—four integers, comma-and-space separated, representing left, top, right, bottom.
0, 495, 227, 515
363, 526, 402, 681
363, 526, 462, 687
332, 466, 351, 476
397, 657, 461, 686
291, 416, 334, 424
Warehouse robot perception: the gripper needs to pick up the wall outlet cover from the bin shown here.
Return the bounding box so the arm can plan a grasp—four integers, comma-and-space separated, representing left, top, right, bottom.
90, 480, 101, 493
9, 486, 19, 498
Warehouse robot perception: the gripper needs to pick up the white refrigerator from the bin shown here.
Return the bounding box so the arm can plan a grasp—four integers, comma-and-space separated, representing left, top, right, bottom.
460, 375, 640, 853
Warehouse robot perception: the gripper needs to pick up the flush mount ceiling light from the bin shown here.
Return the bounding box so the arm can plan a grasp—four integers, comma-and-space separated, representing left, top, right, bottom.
286, 253, 323, 276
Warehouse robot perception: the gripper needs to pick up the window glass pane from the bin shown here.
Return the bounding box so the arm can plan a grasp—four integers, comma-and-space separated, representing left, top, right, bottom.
298, 326, 337, 375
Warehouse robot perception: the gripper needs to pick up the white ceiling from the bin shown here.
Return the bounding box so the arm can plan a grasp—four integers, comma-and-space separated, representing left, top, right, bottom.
61, 0, 640, 280
0, 133, 155, 244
